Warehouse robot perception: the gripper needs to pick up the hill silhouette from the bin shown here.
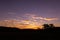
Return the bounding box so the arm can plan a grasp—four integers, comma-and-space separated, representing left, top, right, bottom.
0, 26, 60, 33
0, 26, 60, 39
0, 26, 60, 32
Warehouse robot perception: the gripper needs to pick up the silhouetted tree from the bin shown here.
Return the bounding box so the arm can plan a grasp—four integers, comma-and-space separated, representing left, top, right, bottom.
43, 24, 54, 29
43, 24, 50, 29
49, 24, 54, 28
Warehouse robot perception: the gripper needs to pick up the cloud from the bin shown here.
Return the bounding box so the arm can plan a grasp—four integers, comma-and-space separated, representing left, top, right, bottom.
0, 14, 59, 29
0, 19, 41, 29
25, 14, 58, 21
28, 14, 58, 21
43, 18, 58, 21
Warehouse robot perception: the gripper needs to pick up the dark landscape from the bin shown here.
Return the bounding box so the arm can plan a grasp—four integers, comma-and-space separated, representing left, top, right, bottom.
0, 0, 60, 39
0, 25, 60, 39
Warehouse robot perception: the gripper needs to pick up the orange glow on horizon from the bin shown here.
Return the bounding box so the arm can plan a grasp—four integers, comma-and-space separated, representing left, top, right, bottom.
0, 14, 59, 29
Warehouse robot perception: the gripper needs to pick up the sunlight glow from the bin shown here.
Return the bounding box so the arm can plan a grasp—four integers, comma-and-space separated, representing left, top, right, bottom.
0, 14, 59, 29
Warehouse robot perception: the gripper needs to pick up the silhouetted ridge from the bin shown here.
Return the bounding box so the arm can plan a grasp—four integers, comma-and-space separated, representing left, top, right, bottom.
0, 26, 60, 39
0, 26, 60, 32
0, 26, 20, 32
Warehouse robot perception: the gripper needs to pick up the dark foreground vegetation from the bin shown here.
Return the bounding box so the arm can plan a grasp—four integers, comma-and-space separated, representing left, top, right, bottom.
0, 24, 57, 31
0, 24, 59, 32
0, 26, 60, 40
0, 26, 60, 32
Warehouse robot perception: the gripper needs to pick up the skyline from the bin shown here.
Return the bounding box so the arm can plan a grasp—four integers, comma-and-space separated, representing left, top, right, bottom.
0, 0, 60, 29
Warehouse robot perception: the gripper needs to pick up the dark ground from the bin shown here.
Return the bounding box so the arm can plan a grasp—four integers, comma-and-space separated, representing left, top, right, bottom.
0, 26, 60, 40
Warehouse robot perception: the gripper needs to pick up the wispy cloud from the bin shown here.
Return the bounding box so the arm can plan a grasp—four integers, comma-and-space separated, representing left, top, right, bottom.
0, 14, 59, 29
26, 14, 58, 21
43, 18, 58, 21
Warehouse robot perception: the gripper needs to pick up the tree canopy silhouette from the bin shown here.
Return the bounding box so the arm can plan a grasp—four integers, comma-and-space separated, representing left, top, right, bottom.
43, 24, 54, 29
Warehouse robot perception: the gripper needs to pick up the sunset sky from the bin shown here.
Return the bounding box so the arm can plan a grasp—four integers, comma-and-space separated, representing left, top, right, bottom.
0, 0, 60, 29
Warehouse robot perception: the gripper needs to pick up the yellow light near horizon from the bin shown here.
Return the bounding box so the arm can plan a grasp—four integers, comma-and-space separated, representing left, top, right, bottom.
0, 14, 59, 29
0, 19, 43, 29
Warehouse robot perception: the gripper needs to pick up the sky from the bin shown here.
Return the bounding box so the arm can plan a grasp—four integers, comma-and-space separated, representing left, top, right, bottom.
0, 0, 60, 29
